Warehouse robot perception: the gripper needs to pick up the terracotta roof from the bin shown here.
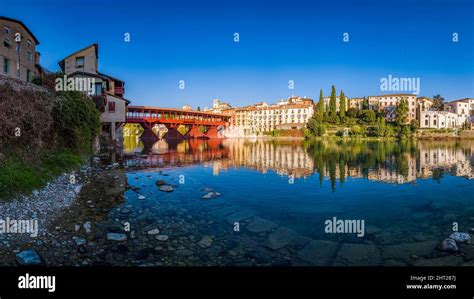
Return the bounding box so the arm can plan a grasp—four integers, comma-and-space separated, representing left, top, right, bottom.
0, 16, 40, 45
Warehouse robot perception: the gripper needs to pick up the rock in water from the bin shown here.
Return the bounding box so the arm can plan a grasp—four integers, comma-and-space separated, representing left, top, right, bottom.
138, 195, 146, 200
107, 233, 127, 242
449, 232, 471, 243
73, 237, 87, 246
202, 191, 221, 199
440, 238, 458, 253
16, 249, 42, 265
197, 236, 213, 248
147, 228, 160, 235
156, 180, 166, 186
156, 235, 169, 241
83, 221, 92, 233
159, 185, 174, 192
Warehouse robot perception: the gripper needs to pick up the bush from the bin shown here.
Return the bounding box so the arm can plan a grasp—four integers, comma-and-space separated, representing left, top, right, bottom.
52, 91, 100, 153
351, 125, 363, 135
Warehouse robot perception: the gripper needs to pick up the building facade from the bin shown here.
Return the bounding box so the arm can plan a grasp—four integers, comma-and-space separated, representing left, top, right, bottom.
368, 94, 417, 123
0, 16, 40, 83
420, 111, 460, 129
58, 43, 130, 142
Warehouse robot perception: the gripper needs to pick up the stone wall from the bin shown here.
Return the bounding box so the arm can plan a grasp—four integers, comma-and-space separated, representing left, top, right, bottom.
0, 75, 50, 93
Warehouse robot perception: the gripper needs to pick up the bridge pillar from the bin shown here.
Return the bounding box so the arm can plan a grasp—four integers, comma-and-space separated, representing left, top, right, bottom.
140, 122, 159, 140
186, 125, 206, 139
206, 126, 220, 139
164, 124, 185, 140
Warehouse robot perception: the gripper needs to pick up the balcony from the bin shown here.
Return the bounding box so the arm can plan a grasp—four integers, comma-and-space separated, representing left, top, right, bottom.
114, 86, 124, 97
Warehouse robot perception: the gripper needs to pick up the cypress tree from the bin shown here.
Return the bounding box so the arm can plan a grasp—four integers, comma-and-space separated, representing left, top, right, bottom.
318, 89, 324, 118
339, 90, 346, 120
329, 85, 337, 117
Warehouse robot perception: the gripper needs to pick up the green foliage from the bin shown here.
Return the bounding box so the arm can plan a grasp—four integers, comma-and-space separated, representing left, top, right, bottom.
346, 107, 358, 118
0, 149, 82, 199
358, 110, 376, 124
317, 89, 324, 118
395, 97, 409, 125
432, 94, 445, 111
53, 91, 101, 153
307, 119, 326, 136
199, 126, 208, 133
362, 97, 369, 110
350, 125, 363, 135
31, 76, 42, 86
329, 85, 337, 118
339, 90, 346, 121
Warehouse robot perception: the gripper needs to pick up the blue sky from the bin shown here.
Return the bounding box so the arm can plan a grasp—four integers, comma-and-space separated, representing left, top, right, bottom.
2, 0, 473, 108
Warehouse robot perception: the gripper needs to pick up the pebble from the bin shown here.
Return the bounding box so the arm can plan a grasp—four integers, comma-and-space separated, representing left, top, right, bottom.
440, 238, 458, 253
147, 228, 160, 235
197, 236, 213, 248
156, 235, 169, 241
159, 185, 174, 192
202, 191, 221, 199
16, 249, 42, 265
73, 237, 87, 246
449, 232, 471, 243
156, 180, 166, 186
107, 233, 127, 242
83, 221, 92, 233
138, 195, 146, 200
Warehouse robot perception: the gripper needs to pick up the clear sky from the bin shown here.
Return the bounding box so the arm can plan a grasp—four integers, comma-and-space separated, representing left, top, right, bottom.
2, 0, 473, 108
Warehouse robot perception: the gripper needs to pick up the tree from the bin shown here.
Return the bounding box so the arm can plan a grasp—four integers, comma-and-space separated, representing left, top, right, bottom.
346, 108, 358, 118
318, 89, 324, 118
432, 94, 445, 111
374, 116, 387, 137
395, 98, 409, 125
359, 110, 376, 124
339, 90, 346, 120
362, 97, 369, 110
197, 106, 201, 111
329, 85, 337, 118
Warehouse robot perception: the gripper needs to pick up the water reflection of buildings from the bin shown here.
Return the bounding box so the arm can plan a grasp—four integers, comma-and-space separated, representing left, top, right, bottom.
123, 131, 474, 184
221, 139, 314, 178
417, 144, 474, 179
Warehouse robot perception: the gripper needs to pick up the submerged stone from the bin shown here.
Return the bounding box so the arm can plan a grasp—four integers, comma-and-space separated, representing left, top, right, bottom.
202, 191, 221, 199
16, 249, 42, 265
107, 233, 127, 242
197, 236, 213, 248
440, 238, 458, 253
297, 240, 339, 266
449, 232, 471, 243
267, 227, 298, 250
246, 217, 278, 233
159, 185, 174, 192
156, 180, 166, 186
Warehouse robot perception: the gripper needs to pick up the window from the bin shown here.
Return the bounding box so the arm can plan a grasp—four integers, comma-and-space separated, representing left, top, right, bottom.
425, 120, 428, 126
75, 56, 84, 68
27, 70, 32, 82
3, 58, 10, 74
27, 40, 32, 47
4, 38, 11, 49
94, 82, 102, 95
108, 102, 116, 112
27, 51, 32, 62
4, 26, 9, 34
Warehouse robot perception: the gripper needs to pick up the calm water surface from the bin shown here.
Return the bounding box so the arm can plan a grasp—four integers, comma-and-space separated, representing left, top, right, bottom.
118, 129, 474, 266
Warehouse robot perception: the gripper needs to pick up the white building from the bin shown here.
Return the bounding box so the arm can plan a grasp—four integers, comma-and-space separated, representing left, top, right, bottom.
444, 98, 474, 126
420, 111, 459, 129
